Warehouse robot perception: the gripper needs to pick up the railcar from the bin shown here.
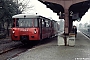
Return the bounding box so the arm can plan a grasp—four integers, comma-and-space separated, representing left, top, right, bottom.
11, 14, 58, 43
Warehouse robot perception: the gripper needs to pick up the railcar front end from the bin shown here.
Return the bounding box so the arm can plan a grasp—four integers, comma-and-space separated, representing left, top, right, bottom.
11, 15, 41, 43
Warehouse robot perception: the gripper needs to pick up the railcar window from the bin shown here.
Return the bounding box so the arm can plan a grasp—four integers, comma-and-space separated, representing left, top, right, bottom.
45, 20, 49, 27
34, 19, 38, 27
42, 19, 45, 27
49, 20, 51, 27
16, 18, 38, 27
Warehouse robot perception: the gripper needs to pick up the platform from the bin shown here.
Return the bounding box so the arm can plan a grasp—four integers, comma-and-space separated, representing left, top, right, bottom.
10, 31, 90, 60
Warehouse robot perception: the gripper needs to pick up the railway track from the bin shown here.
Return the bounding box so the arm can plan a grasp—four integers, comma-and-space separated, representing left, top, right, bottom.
0, 36, 57, 60
0, 42, 23, 55
0, 42, 34, 60
0, 39, 41, 60
79, 29, 90, 38
0, 37, 32, 60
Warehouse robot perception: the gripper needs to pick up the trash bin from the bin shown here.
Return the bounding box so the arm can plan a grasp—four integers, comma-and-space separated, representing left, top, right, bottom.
58, 35, 64, 45
67, 36, 69, 45
68, 33, 75, 46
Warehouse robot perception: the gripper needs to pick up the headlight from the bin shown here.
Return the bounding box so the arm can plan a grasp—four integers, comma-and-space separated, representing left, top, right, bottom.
12, 31, 15, 34
34, 30, 37, 34
34, 29, 37, 34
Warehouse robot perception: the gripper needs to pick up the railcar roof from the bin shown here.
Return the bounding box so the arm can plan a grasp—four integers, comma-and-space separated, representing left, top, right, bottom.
12, 14, 43, 18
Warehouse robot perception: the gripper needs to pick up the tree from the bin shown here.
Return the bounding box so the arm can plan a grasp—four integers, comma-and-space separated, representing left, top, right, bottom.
84, 23, 88, 28
79, 23, 82, 29
0, 0, 21, 37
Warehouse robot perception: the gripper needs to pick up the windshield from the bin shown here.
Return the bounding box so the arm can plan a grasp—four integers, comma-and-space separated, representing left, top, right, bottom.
16, 18, 38, 27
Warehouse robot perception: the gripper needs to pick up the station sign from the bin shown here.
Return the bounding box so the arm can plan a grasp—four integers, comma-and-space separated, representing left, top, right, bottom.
72, 13, 79, 20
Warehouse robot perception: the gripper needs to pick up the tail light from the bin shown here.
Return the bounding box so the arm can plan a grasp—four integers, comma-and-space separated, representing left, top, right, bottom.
34, 29, 37, 34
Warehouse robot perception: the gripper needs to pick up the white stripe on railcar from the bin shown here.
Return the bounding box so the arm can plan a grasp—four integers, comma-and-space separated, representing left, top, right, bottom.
12, 14, 40, 18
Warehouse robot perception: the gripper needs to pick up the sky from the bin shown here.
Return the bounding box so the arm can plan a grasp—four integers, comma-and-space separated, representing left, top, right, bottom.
17, 0, 60, 21
81, 8, 90, 23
